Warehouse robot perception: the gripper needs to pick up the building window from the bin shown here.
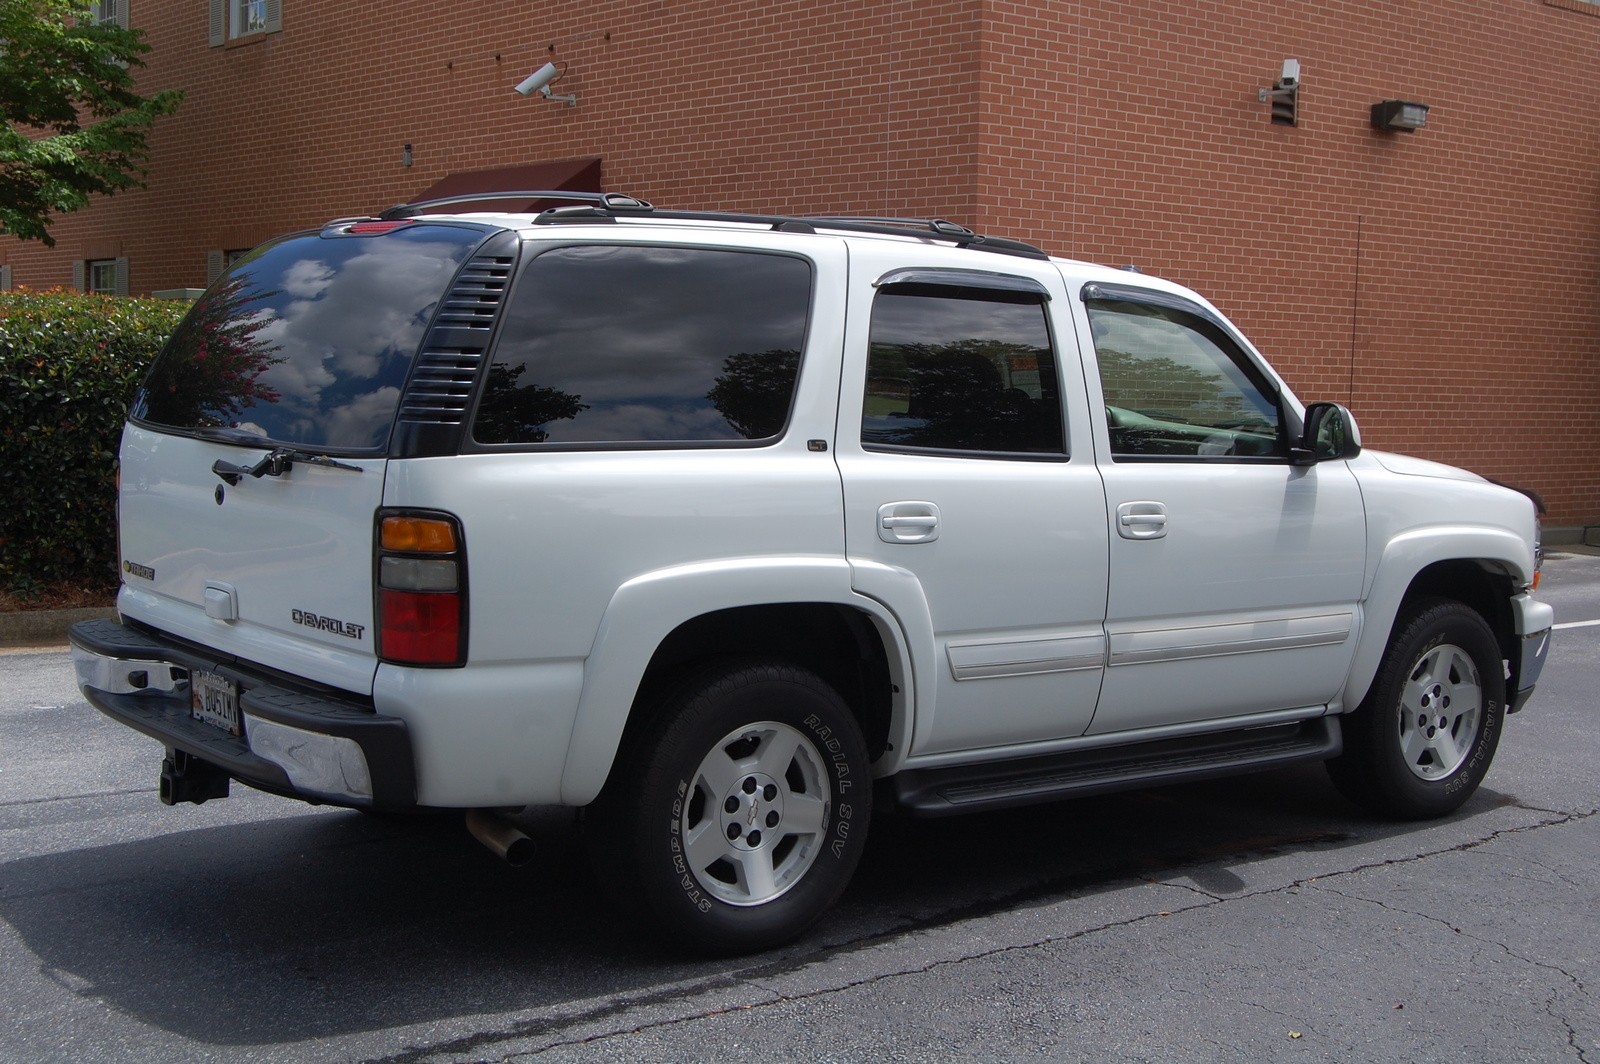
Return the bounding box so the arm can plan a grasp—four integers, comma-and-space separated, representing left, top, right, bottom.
88, 260, 118, 293
209, 0, 281, 45
208, 248, 255, 283
77, 258, 128, 296
233, 0, 265, 36
92, 0, 124, 27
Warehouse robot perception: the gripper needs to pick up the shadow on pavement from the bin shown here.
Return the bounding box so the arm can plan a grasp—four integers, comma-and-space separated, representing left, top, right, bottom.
0, 764, 1516, 1046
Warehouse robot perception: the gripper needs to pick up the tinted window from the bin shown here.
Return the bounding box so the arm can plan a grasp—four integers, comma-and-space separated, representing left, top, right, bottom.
473, 246, 811, 445
133, 225, 480, 451
1087, 299, 1282, 460
862, 286, 1064, 456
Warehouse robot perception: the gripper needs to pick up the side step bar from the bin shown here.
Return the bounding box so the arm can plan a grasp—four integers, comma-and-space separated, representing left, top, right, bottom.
892, 717, 1342, 817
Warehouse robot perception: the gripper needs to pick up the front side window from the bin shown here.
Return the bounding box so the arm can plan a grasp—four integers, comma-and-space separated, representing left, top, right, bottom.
132, 224, 481, 451
1087, 299, 1282, 460
473, 245, 812, 446
862, 284, 1064, 457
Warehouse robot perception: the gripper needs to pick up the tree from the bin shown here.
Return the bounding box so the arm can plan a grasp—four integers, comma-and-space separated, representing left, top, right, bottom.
0, 0, 181, 246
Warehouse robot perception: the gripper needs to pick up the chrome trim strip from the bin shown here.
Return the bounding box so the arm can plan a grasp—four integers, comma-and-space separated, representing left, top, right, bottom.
947, 633, 1106, 681
1109, 611, 1353, 667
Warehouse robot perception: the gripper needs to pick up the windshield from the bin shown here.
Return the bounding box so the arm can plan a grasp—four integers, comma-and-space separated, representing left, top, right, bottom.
132, 224, 482, 452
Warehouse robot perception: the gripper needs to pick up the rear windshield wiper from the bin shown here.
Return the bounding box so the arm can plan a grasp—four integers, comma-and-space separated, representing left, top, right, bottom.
212, 447, 363, 486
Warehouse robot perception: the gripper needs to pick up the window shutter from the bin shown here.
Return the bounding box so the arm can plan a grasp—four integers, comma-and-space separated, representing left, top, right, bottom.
72, 260, 85, 292
264, 0, 281, 32
207, 249, 225, 283
0, 265, 11, 291
114, 257, 129, 297
115, 0, 128, 29
209, 0, 224, 45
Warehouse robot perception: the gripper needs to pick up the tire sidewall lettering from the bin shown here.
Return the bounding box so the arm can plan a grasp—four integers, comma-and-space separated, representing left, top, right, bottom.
658, 680, 870, 922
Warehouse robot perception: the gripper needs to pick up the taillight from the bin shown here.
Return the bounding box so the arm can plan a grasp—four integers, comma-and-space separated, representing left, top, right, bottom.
376, 511, 466, 666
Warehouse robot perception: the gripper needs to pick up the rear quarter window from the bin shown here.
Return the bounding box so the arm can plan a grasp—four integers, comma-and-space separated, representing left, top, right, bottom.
472, 245, 812, 446
132, 224, 482, 452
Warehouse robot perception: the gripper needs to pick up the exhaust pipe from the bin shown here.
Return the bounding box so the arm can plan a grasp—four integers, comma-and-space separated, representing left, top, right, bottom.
465, 808, 536, 867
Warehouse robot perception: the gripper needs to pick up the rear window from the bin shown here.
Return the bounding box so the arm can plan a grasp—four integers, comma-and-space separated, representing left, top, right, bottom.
472, 245, 812, 446
132, 224, 482, 451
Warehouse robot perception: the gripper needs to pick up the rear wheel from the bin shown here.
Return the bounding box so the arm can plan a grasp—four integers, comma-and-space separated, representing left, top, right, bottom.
1327, 598, 1506, 819
588, 661, 871, 954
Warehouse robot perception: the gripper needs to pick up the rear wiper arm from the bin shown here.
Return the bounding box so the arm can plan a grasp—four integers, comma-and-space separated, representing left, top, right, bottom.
212, 447, 363, 486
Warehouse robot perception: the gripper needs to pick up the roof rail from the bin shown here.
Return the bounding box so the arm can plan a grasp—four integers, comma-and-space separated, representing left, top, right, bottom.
800, 215, 1047, 259
376, 190, 1049, 259
379, 191, 651, 220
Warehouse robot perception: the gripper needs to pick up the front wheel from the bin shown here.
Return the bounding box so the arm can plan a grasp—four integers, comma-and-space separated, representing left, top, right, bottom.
1327, 598, 1506, 819
587, 661, 872, 955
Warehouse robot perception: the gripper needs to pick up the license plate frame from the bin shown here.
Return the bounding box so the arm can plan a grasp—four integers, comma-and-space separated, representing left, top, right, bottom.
190, 669, 241, 735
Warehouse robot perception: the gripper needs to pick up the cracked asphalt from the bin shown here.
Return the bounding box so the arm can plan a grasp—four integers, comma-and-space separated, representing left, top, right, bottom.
1, 553, 1595, 1062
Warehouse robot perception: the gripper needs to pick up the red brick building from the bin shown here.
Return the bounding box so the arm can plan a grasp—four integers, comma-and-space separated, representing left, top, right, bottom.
4, 0, 1598, 529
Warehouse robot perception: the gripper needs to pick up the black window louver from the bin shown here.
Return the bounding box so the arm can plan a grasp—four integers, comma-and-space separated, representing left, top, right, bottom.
398, 248, 515, 424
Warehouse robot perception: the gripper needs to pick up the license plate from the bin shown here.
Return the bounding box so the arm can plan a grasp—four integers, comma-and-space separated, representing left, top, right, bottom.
190, 669, 240, 735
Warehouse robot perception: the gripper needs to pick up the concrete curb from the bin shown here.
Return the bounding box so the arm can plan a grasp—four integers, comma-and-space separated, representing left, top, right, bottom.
0, 606, 116, 648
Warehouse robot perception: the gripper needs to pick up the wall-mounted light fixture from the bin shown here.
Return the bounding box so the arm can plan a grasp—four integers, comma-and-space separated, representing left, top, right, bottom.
514, 61, 577, 107
1371, 99, 1429, 132
1258, 58, 1301, 126
402, 143, 413, 167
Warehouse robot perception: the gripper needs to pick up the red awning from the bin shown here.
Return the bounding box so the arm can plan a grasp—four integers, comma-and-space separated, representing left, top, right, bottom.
404, 157, 602, 214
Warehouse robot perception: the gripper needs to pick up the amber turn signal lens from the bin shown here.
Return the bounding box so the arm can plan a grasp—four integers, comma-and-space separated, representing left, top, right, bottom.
381, 515, 458, 553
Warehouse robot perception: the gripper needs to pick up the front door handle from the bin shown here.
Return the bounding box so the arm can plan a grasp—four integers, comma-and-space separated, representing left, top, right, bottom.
878, 502, 941, 544
1116, 501, 1168, 540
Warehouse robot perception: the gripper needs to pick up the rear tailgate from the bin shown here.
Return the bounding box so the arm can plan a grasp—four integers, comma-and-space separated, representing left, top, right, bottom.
111, 220, 493, 695
117, 425, 387, 694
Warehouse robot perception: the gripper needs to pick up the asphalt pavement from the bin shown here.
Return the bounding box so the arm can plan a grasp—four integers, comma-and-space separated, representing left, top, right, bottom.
0, 553, 1595, 1062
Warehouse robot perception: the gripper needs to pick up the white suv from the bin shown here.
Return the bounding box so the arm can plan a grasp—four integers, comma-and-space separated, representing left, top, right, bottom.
70, 192, 1552, 953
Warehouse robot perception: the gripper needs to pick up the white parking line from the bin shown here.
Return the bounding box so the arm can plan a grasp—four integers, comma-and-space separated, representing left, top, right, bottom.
1553, 619, 1600, 630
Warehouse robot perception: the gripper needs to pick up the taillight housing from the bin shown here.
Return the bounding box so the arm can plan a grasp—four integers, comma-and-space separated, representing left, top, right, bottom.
376, 510, 467, 666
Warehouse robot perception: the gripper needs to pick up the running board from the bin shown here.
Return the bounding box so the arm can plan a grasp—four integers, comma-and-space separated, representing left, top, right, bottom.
892, 717, 1342, 817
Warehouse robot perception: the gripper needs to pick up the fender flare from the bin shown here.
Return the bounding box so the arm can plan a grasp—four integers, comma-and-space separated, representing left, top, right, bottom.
558, 556, 928, 805
1344, 526, 1535, 710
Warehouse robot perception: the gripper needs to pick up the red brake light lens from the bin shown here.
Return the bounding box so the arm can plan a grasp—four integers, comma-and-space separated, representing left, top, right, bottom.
378, 590, 462, 665
347, 220, 412, 235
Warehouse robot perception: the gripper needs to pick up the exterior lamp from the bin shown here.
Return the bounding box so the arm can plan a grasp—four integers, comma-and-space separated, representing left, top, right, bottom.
1371, 100, 1430, 132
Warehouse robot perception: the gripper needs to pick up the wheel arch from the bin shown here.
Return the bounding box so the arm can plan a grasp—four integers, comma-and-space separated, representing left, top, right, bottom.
1346, 531, 1528, 711
559, 558, 914, 805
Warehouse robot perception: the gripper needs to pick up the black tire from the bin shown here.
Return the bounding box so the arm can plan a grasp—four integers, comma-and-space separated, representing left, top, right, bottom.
1327, 598, 1506, 820
587, 660, 872, 955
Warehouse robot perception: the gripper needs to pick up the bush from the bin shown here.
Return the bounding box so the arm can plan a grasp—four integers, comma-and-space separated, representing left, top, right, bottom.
0, 288, 187, 596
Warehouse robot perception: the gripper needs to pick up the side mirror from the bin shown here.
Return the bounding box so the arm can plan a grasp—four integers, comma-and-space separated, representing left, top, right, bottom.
1291, 402, 1362, 465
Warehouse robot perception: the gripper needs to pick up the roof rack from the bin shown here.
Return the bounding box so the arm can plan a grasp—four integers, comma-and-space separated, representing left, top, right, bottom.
376, 190, 1049, 260
379, 190, 650, 220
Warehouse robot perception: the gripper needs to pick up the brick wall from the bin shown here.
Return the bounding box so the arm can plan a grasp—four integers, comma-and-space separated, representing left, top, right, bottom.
3, 0, 1596, 525
980, 1, 1600, 526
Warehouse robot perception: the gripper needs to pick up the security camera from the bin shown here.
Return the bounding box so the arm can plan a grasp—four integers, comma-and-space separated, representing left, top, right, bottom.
514, 62, 561, 97
1279, 58, 1301, 87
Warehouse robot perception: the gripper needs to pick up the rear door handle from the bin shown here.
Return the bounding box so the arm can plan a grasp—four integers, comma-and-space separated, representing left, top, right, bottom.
1116, 501, 1168, 540
878, 502, 941, 544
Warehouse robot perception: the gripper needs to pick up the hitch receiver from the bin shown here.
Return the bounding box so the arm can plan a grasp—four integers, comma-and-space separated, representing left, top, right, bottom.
159, 749, 231, 805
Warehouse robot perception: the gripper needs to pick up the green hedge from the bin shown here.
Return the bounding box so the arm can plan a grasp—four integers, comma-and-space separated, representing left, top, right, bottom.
0, 289, 188, 595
